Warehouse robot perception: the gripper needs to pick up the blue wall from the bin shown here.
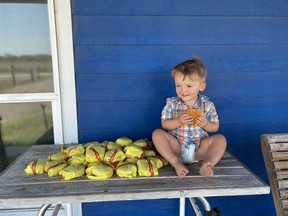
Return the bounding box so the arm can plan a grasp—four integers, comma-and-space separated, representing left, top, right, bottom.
72, 1, 288, 215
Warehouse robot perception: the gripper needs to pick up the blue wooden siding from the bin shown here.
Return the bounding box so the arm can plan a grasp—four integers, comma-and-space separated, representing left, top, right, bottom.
72, 0, 288, 215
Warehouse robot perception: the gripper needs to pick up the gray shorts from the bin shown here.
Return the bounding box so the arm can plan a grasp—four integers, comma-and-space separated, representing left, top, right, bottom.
179, 142, 199, 164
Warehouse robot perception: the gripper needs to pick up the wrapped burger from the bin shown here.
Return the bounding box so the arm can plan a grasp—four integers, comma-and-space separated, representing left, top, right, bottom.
59, 164, 85, 180
25, 159, 47, 174
45, 160, 68, 177
104, 149, 126, 165
86, 161, 114, 180
137, 159, 159, 177
124, 145, 144, 159
68, 154, 86, 165
86, 145, 105, 163
116, 162, 137, 178
64, 144, 85, 158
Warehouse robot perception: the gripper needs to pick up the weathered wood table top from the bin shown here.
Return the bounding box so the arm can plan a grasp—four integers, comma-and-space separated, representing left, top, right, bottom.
0, 145, 270, 207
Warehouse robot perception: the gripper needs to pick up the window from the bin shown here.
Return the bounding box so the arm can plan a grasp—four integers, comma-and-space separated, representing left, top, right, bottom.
0, 0, 80, 215
0, 2, 54, 170
0, 0, 78, 172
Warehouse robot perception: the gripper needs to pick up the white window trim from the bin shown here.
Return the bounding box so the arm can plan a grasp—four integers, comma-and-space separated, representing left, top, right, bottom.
49, 1, 81, 215
48, 0, 78, 144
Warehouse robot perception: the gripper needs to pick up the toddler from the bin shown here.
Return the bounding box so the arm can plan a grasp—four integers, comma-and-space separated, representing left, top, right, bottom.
152, 57, 227, 178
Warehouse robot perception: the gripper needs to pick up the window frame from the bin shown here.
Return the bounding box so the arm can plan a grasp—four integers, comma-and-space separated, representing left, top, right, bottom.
0, 0, 81, 215
0, 0, 78, 144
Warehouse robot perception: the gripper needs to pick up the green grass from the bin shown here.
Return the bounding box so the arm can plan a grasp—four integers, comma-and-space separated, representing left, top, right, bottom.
2, 112, 52, 146
0, 59, 53, 92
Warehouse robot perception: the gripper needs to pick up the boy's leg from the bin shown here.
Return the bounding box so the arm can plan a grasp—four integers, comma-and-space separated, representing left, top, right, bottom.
195, 134, 227, 176
152, 129, 189, 178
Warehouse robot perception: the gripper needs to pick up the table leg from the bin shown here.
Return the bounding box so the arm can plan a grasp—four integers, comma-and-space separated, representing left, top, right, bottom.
51, 204, 62, 216
193, 197, 212, 212
189, 198, 203, 216
37, 204, 52, 216
189, 197, 219, 216
179, 197, 185, 216
37, 203, 62, 216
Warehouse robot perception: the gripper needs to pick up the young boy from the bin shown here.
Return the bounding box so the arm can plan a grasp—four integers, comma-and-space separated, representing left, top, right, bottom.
152, 57, 227, 178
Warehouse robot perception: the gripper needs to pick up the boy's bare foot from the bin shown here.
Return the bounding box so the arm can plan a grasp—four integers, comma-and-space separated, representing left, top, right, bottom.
199, 161, 214, 176
172, 160, 189, 178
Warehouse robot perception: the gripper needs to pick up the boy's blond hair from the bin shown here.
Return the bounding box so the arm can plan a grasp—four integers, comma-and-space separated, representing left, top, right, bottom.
172, 56, 207, 82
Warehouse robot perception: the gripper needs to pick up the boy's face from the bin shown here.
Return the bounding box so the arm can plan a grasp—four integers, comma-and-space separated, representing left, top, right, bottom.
174, 72, 206, 104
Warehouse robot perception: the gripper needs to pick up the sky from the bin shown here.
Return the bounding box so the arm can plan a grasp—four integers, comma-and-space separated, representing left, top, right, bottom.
0, 3, 51, 56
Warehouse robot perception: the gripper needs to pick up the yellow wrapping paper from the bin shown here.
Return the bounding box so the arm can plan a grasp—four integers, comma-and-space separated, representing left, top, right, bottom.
45, 160, 68, 177
133, 139, 148, 148
104, 149, 126, 165
125, 158, 139, 164
116, 162, 137, 178
143, 150, 156, 158
68, 154, 86, 165
59, 164, 85, 180
106, 142, 121, 151
86, 162, 114, 180
142, 139, 154, 150
124, 145, 144, 159
146, 156, 168, 169
86, 145, 105, 163
85, 163, 96, 175
84, 141, 102, 149
64, 144, 85, 158
48, 152, 67, 161
137, 159, 159, 177
25, 159, 47, 174
115, 137, 132, 147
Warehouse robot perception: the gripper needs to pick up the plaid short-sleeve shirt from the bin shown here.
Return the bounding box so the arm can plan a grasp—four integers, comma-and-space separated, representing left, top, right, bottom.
161, 94, 219, 146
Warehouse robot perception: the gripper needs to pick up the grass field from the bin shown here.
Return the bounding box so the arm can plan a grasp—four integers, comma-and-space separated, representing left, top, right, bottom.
0, 100, 53, 146
0, 60, 53, 92
2, 107, 53, 146
0, 57, 54, 146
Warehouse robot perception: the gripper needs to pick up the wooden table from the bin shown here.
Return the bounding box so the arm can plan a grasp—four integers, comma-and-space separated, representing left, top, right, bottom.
0, 145, 270, 215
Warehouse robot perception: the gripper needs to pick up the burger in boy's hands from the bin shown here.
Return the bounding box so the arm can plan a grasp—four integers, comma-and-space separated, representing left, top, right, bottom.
185, 108, 205, 127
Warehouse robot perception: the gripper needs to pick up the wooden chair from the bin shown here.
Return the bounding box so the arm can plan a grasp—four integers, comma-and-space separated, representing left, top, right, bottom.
261, 133, 288, 216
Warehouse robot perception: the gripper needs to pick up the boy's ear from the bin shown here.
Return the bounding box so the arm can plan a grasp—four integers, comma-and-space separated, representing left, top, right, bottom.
199, 82, 206, 92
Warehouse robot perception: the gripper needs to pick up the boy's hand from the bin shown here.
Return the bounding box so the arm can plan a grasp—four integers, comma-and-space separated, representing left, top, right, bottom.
196, 116, 208, 128
178, 114, 193, 126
